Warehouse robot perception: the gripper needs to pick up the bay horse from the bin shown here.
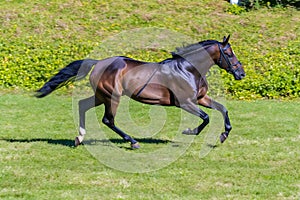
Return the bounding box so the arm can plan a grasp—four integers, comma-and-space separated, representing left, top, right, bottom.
36, 35, 245, 149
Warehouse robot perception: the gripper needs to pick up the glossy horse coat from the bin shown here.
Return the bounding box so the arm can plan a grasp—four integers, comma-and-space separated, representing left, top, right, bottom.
36, 36, 245, 148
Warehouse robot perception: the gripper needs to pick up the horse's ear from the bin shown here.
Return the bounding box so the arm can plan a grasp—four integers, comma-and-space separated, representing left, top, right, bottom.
222, 35, 230, 45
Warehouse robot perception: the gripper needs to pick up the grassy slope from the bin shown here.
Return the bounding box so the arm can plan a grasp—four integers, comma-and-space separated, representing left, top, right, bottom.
0, 0, 299, 98
0, 93, 299, 199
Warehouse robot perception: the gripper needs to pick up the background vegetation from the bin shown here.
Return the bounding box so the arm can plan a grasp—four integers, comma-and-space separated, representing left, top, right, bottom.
239, 0, 300, 8
0, 0, 299, 99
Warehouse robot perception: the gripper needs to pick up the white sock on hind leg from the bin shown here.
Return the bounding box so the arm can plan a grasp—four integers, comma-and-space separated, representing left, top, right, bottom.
75, 127, 86, 146
79, 127, 86, 136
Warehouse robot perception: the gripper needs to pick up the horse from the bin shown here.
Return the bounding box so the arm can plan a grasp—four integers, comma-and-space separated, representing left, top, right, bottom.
36, 35, 245, 149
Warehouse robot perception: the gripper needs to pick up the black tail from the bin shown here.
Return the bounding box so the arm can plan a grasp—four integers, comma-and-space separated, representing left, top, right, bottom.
35, 59, 99, 98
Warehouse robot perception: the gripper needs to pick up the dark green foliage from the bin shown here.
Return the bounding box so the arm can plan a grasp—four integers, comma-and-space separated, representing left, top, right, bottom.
240, 0, 300, 8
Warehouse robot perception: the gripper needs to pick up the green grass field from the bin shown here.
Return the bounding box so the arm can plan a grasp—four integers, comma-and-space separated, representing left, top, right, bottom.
0, 93, 299, 199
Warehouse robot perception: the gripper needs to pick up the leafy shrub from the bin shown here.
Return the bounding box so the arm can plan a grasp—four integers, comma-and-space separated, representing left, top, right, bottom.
0, 37, 92, 90
222, 41, 300, 99
226, 4, 247, 15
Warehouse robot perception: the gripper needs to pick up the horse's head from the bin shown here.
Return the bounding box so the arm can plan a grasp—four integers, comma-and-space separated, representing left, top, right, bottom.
216, 35, 245, 80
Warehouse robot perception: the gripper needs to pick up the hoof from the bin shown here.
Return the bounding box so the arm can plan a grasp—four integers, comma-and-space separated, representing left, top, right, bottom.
131, 142, 140, 149
75, 135, 84, 147
220, 132, 228, 143
182, 128, 196, 135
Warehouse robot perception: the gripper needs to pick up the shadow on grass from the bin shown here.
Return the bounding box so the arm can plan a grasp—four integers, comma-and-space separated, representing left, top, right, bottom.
1, 138, 75, 147
84, 138, 171, 145
1, 137, 173, 148
83, 138, 173, 150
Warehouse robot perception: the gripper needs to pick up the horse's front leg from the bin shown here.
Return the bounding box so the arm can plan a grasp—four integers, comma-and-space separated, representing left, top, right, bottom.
181, 101, 210, 135
198, 95, 231, 143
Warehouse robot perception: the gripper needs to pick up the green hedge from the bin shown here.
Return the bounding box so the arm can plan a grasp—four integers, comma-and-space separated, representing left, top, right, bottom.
223, 41, 300, 99
0, 37, 92, 89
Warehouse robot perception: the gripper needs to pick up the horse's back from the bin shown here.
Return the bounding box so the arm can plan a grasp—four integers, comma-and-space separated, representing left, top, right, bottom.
89, 56, 151, 95
88, 57, 122, 91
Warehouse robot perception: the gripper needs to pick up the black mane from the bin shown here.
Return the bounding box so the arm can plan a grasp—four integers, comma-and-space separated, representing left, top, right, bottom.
172, 40, 219, 57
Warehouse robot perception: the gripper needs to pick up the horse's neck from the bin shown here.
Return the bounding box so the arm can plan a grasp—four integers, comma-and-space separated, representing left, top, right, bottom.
180, 57, 214, 78
173, 48, 215, 77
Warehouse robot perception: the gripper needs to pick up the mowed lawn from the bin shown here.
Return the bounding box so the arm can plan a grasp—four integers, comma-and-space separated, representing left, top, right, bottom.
0, 93, 299, 200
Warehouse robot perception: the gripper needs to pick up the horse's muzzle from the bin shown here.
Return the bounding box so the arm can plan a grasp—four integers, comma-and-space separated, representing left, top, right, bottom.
233, 65, 246, 80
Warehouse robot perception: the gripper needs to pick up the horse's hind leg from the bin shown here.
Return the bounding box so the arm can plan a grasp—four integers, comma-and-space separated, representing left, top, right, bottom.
75, 95, 103, 146
102, 99, 140, 149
